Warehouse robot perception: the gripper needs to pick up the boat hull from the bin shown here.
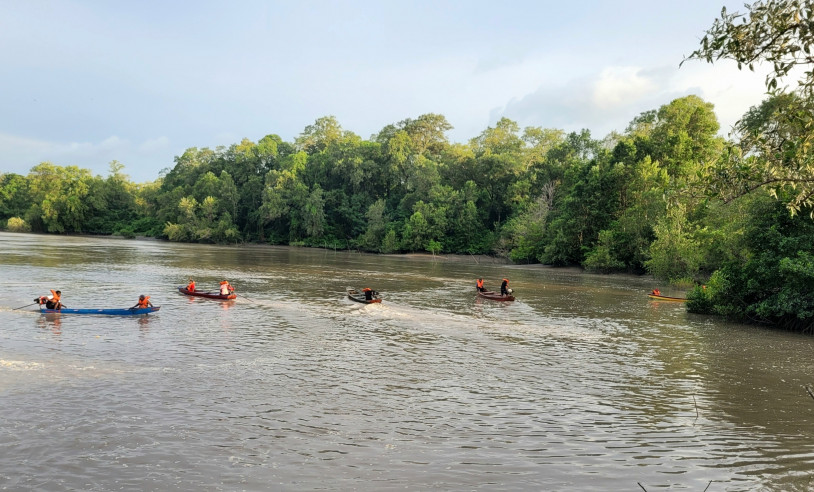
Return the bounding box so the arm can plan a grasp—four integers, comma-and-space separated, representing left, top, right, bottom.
178, 287, 236, 300
40, 306, 160, 315
347, 289, 381, 304
477, 290, 515, 302
647, 294, 687, 302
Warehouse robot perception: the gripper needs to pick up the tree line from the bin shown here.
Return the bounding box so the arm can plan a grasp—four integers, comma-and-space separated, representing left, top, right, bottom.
1, 0, 812, 333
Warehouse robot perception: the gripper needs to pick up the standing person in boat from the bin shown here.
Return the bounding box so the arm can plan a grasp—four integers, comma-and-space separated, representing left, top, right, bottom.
500, 278, 510, 296
476, 278, 485, 292
186, 279, 196, 292
131, 295, 153, 309
362, 287, 374, 301
219, 281, 234, 296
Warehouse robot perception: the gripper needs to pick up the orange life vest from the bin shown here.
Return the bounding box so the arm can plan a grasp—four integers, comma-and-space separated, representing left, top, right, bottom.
50, 289, 60, 301
137, 296, 151, 308
476, 279, 484, 289
187, 281, 195, 291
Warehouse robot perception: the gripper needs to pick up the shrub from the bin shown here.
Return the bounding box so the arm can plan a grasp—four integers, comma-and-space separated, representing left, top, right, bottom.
6, 217, 31, 232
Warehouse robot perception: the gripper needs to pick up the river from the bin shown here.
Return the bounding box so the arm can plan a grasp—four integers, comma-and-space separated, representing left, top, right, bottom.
1, 231, 813, 491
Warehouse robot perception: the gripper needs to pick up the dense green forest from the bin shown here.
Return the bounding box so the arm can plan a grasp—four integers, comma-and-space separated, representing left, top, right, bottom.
1, 0, 812, 333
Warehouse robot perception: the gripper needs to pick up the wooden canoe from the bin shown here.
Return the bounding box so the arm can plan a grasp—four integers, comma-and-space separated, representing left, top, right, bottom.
178, 286, 236, 300
347, 288, 381, 304
647, 294, 687, 302
477, 290, 515, 302
39, 306, 160, 315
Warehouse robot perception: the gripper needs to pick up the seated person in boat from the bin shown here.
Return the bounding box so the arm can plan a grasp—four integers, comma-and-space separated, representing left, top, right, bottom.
220, 281, 234, 296
651, 289, 661, 296
500, 278, 510, 296
362, 287, 374, 300
131, 295, 153, 309
476, 278, 485, 292
38, 289, 64, 309
186, 279, 196, 292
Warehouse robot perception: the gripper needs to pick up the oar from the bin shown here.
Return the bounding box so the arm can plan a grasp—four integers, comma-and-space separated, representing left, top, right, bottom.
12, 302, 38, 310
236, 293, 256, 302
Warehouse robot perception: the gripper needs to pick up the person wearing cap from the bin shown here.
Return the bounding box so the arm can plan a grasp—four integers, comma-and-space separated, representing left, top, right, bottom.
131, 295, 153, 309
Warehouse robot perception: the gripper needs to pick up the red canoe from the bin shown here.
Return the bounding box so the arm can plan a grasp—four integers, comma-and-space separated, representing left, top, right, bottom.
477, 290, 515, 302
178, 286, 236, 300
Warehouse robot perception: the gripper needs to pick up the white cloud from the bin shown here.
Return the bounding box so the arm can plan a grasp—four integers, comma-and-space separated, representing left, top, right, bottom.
592, 67, 660, 110
490, 61, 772, 138
138, 136, 170, 153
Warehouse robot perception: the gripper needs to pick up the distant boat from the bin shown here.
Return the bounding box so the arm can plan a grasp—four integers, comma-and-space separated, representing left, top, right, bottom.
178, 286, 236, 300
39, 306, 160, 315
477, 290, 515, 302
347, 288, 381, 304
647, 293, 687, 302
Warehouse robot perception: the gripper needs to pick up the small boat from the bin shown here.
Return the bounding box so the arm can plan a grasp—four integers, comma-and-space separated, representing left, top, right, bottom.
178, 286, 236, 300
347, 288, 381, 304
39, 306, 160, 316
477, 290, 515, 302
647, 293, 687, 302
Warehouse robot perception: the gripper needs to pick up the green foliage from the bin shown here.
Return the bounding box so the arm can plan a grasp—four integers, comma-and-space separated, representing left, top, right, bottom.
6, 216, 30, 232
426, 239, 442, 255
687, 199, 814, 332
686, 0, 814, 214
583, 230, 626, 273
645, 204, 703, 281
381, 229, 399, 254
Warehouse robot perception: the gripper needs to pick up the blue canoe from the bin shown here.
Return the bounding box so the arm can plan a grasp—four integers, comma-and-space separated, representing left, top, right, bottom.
39, 306, 160, 316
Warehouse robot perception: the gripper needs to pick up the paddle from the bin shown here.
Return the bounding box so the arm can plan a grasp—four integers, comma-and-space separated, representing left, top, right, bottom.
236, 292, 255, 302
12, 302, 38, 310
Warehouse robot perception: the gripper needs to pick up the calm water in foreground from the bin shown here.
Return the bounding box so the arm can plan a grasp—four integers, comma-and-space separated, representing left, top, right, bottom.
1, 232, 813, 491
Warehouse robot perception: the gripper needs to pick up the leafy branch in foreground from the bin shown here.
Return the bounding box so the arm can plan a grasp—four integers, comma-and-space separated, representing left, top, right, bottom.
684, 0, 814, 214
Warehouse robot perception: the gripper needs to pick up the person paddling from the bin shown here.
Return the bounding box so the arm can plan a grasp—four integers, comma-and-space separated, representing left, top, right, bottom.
500, 278, 510, 296
186, 279, 196, 292
38, 289, 64, 310
131, 295, 153, 309
476, 278, 485, 292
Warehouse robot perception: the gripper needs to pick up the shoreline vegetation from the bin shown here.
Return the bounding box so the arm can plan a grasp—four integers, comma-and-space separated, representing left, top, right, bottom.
2, 1, 813, 333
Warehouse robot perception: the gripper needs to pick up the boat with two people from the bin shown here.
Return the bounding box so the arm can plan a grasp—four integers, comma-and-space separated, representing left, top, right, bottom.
178, 280, 237, 301
38, 306, 160, 316
477, 290, 515, 302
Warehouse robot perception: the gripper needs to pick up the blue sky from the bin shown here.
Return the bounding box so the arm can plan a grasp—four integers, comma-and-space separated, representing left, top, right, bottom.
1, 1, 772, 183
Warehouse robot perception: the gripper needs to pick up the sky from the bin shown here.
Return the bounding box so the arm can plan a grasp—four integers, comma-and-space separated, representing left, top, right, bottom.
0, 0, 775, 183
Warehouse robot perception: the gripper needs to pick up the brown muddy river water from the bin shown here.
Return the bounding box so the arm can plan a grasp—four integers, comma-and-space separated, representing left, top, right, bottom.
1, 232, 813, 491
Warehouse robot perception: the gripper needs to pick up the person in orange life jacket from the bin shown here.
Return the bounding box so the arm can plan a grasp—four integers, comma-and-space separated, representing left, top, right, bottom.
220, 281, 234, 296
476, 278, 485, 292
131, 295, 153, 309
500, 278, 509, 296
39, 289, 64, 310
186, 279, 196, 292
651, 289, 661, 296
362, 287, 375, 301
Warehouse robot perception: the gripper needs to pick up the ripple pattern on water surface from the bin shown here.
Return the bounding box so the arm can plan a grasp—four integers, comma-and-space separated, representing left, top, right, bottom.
2, 233, 814, 491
